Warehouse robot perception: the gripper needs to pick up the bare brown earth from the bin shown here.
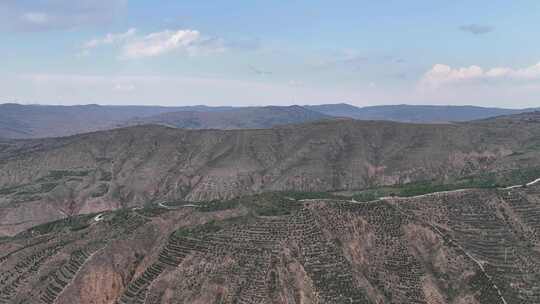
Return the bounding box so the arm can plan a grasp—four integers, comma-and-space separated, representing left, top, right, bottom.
1, 112, 540, 236
1, 183, 539, 304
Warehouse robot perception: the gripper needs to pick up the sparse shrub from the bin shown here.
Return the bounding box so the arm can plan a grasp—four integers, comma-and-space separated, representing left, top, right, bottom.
174, 219, 224, 237
135, 207, 169, 217
99, 170, 113, 182
91, 183, 109, 198
37, 169, 92, 182
0, 185, 22, 195
28, 214, 93, 235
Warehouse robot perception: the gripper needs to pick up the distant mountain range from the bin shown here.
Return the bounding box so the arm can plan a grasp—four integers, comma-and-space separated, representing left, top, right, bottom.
1, 102, 539, 139
0, 103, 331, 139
305, 103, 540, 123
122, 105, 331, 130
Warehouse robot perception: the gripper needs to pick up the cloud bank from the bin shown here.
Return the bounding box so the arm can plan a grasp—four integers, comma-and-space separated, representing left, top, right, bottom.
0, 73, 372, 107
2, 69, 539, 109
420, 62, 540, 88
413, 61, 540, 108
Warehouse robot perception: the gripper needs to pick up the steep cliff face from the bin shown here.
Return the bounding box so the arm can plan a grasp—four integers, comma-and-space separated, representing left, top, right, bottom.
1, 184, 539, 303
1, 114, 540, 235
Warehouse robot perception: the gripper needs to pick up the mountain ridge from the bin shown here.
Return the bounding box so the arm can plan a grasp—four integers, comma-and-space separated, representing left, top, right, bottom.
306, 103, 540, 122
2, 102, 539, 139
1, 112, 540, 236
122, 105, 332, 130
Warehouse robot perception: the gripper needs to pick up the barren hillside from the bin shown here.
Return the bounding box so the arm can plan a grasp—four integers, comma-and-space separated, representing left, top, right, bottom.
1, 113, 540, 235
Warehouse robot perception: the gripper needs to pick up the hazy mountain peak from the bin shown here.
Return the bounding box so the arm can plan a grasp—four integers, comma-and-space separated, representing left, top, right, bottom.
1, 102, 540, 139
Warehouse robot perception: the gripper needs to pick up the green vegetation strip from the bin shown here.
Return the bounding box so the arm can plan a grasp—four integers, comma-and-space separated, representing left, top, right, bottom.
37, 169, 92, 182
174, 216, 251, 238
25, 214, 95, 236
352, 167, 540, 202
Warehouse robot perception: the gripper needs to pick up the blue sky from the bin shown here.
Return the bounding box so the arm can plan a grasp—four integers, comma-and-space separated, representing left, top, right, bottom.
1, 0, 539, 107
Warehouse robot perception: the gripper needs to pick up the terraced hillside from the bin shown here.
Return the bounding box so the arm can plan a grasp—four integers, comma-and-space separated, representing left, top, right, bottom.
1, 112, 540, 236
1, 184, 540, 303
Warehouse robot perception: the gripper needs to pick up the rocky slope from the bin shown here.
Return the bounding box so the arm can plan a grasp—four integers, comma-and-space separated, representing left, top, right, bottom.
1, 112, 540, 235
1, 183, 539, 303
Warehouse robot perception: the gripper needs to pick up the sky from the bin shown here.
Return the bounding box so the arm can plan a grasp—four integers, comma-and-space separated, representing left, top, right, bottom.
1, 0, 539, 108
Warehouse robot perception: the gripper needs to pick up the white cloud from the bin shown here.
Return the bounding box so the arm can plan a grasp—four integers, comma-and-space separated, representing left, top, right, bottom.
288, 80, 305, 87
414, 62, 540, 108
1, 0, 127, 31
420, 62, 540, 88
79, 28, 227, 59
21, 12, 49, 25
122, 29, 225, 59
83, 28, 137, 49
313, 49, 368, 70
113, 83, 136, 92
459, 24, 494, 35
